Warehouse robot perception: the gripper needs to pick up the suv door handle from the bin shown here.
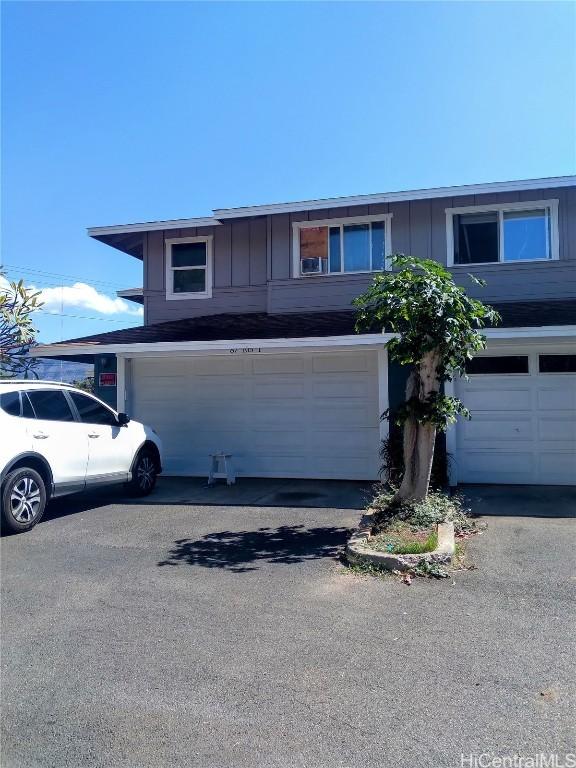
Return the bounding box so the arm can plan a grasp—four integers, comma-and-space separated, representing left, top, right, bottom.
33, 432, 49, 439
88, 433, 100, 438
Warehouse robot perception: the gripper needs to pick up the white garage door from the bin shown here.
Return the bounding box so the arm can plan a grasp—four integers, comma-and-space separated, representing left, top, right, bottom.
130, 351, 380, 480
456, 351, 576, 485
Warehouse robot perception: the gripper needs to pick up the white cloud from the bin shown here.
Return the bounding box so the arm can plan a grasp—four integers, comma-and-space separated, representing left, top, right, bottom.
35, 282, 143, 317
2, 275, 143, 318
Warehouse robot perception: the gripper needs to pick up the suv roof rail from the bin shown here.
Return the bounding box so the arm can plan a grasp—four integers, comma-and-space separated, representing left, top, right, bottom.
0, 379, 79, 387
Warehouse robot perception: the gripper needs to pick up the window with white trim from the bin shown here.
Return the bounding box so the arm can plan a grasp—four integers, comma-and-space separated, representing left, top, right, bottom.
165, 236, 213, 299
446, 200, 559, 266
293, 214, 392, 276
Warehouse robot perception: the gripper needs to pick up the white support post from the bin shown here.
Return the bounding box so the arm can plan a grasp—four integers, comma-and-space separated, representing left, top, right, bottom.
444, 378, 458, 487
377, 347, 389, 446
116, 355, 126, 413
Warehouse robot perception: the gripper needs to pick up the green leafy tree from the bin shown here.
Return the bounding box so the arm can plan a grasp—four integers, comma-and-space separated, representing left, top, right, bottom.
71, 375, 95, 393
0, 272, 43, 378
354, 255, 499, 503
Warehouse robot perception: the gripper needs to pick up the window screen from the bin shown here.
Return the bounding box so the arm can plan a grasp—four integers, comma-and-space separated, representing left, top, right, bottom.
27, 390, 75, 421
465, 356, 529, 375
539, 355, 576, 373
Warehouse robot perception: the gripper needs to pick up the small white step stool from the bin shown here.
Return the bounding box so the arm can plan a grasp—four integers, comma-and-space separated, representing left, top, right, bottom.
208, 452, 236, 486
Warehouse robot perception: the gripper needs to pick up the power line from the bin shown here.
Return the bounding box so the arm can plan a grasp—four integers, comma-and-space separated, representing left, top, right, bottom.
1, 263, 131, 290
37, 309, 142, 324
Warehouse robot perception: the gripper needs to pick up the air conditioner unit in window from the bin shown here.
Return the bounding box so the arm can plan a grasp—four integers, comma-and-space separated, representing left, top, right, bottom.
301, 257, 324, 275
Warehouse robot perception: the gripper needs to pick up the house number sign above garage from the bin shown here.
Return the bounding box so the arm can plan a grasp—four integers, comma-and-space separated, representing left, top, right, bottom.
229, 347, 262, 354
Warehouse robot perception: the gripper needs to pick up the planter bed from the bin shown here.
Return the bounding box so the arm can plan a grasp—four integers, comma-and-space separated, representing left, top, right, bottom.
346, 510, 455, 573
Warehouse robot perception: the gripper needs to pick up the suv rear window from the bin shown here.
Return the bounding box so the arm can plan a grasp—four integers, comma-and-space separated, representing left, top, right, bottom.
27, 390, 75, 422
0, 391, 21, 417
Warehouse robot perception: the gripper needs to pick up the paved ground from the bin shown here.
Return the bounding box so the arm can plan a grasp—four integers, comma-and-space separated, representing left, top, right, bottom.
1, 481, 575, 768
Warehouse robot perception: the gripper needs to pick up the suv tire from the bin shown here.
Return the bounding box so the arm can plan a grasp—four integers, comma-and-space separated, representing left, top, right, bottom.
1, 467, 47, 533
127, 449, 157, 497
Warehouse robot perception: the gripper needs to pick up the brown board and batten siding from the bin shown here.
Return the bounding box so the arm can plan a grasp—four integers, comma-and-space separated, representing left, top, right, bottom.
144, 219, 268, 325
267, 186, 576, 314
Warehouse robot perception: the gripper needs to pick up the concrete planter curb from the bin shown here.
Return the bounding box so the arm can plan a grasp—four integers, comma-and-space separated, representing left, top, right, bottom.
346, 510, 455, 572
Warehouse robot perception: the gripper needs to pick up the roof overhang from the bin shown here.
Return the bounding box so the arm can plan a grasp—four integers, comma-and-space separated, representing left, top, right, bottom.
87, 176, 576, 257
30, 326, 576, 360
213, 176, 576, 219
116, 288, 144, 305
30, 333, 392, 359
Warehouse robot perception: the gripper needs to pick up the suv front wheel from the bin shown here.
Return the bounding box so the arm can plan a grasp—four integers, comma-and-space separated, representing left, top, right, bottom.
1, 467, 47, 533
127, 449, 158, 497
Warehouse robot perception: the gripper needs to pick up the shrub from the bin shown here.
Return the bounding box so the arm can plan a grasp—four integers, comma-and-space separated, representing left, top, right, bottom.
370, 489, 476, 535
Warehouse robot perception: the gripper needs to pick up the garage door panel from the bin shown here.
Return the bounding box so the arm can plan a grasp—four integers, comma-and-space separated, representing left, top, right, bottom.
464, 388, 531, 411
462, 417, 533, 442
538, 453, 576, 484
312, 353, 373, 373
311, 376, 375, 399
253, 404, 307, 428
538, 417, 576, 443
252, 381, 306, 399
310, 429, 378, 453
456, 363, 575, 485
459, 451, 535, 483
314, 403, 376, 428
192, 358, 245, 375
252, 357, 306, 374
536, 388, 576, 410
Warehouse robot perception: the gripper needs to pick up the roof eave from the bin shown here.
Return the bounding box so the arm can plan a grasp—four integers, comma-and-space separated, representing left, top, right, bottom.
213, 175, 576, 219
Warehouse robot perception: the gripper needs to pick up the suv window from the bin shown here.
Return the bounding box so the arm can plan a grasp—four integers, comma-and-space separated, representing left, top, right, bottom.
27, 390, 75, 422
70, 392, 117, 426
0, 391, 21, 417
22, 393, 36, 419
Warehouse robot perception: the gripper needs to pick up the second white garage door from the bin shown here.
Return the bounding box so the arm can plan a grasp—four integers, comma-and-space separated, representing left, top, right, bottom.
130, 351, 380, 480
455, 351, 576, 485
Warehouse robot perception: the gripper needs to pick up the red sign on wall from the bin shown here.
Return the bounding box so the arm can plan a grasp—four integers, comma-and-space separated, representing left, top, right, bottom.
99, 372, 117, 387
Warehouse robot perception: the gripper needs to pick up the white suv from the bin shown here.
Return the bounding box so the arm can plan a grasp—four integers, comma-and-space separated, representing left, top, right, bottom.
0, 381, 163, 534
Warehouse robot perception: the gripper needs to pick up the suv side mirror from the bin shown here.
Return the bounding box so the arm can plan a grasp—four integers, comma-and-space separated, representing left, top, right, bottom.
117, 412, 131, 426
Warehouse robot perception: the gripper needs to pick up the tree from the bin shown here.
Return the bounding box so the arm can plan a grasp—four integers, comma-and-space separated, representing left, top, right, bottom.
354, 255, 499, 503
0, 272, 43, 378
70, 375, 95, 393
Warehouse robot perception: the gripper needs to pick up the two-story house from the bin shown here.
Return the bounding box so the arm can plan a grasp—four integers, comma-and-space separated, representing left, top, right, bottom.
33, 176, 576, 486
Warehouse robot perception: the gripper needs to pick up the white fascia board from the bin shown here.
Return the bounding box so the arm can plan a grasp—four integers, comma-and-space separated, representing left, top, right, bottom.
213, 176, 576, 219
483, 326, 576, 339
30, 333, 393, 358
88, 217, 220, 237
30, 325, 575, 359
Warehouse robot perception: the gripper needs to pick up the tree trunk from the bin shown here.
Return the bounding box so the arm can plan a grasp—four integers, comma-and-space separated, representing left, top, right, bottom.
394, 350, 440, 504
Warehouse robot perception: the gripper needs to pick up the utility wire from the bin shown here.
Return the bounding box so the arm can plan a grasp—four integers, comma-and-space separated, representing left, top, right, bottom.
37, 309, 141, 324
1, 263, 133, 290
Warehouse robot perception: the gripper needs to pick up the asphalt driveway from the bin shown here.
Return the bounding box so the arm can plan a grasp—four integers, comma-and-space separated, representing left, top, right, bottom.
1, 481, 575, 768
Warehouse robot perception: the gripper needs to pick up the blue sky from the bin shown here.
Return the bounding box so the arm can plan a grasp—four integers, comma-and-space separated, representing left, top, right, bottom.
2, 1, 575, 343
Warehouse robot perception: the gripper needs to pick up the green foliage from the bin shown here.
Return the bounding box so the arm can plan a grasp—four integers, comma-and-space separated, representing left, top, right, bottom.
414, 560, 450, 579
370, 488, 477, 535
392, 391, 470, 431
0, 273, 43, 378
354, 255, 500, 382
366, 523, 438, 555
71, 376, 95, 393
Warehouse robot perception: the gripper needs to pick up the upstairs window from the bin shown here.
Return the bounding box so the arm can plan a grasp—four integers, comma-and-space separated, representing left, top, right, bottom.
165, 236, 213, 299
293, 214, 392, 276
447, 200, 558, 266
